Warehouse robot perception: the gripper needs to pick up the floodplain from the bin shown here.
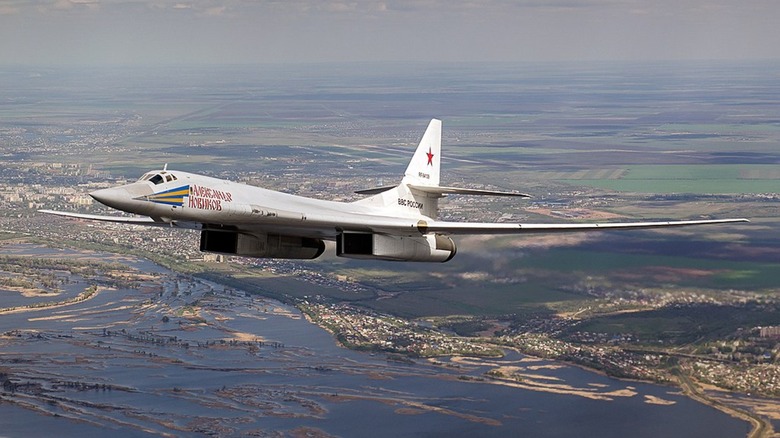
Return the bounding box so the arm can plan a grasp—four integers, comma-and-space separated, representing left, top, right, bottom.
0, 243, 750, 437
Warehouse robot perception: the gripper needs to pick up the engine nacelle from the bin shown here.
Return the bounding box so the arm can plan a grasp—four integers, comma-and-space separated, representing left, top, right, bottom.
200, 230, 325, 260
337, 232, 457, 263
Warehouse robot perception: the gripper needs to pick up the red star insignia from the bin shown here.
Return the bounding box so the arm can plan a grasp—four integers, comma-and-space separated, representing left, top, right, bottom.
426, 148, 434, 166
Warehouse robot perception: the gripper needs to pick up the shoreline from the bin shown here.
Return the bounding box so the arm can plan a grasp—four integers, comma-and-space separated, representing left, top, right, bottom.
0, 286, 101, 315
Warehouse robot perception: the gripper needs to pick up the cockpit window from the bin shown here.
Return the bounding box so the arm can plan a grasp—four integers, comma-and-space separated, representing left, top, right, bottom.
139, 171, 177, 185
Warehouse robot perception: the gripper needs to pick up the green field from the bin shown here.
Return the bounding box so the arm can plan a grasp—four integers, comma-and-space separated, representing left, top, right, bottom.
569, 303, 780, 344
562, 164, 780, 194
362, 280, 586, 318
517, 248, 780, 290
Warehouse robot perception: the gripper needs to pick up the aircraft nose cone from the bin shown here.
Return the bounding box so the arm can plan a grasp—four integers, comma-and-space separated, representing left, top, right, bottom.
90, 187, 127, 209
90, 183, 155, 215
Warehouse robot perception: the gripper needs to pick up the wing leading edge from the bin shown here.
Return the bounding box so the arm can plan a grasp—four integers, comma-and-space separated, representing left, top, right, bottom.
40, 209, 748, 236
414, 218, 749, 235
37, 209, 201, 230
39, 210, 161, 225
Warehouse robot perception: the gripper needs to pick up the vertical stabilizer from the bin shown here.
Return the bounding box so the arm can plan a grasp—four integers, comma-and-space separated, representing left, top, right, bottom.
402, 119, 441, 187
353, 119, 444, 219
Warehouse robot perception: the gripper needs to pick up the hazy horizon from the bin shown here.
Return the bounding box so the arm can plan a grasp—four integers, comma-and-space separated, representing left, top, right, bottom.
2, 0, 779, 66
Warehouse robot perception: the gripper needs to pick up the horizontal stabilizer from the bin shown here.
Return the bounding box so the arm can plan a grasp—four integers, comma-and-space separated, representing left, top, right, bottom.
355, 185, 398, 195
407, 185, 532, 198
356, 185, 531, 198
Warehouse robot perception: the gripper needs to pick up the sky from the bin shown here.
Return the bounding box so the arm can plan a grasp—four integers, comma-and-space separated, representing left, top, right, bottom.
1, 0, 779, 65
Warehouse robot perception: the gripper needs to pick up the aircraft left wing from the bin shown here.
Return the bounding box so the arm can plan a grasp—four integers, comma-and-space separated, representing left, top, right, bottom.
38, 210, 200, 229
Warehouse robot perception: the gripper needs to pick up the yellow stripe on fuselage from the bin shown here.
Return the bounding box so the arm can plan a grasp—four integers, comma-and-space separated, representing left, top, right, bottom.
146, 186, 190, 206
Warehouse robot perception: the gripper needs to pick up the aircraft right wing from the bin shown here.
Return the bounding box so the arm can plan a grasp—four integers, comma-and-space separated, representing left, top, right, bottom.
414, 218, 749, 235
40, 209, 749, 238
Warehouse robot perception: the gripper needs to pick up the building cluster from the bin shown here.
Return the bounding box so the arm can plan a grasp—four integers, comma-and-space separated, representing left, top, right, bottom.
0, 161, 118, 213
301, 302, 501, 358
565, 282, 774, 318
687, 360, 780, 396
3, 211, 203, 264
760, 326, 780, 338
494, 319, 780, 396
496, 332, 671, 383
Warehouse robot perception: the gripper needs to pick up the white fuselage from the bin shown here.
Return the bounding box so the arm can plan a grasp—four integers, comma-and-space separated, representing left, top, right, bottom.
91, 170, 430, 240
